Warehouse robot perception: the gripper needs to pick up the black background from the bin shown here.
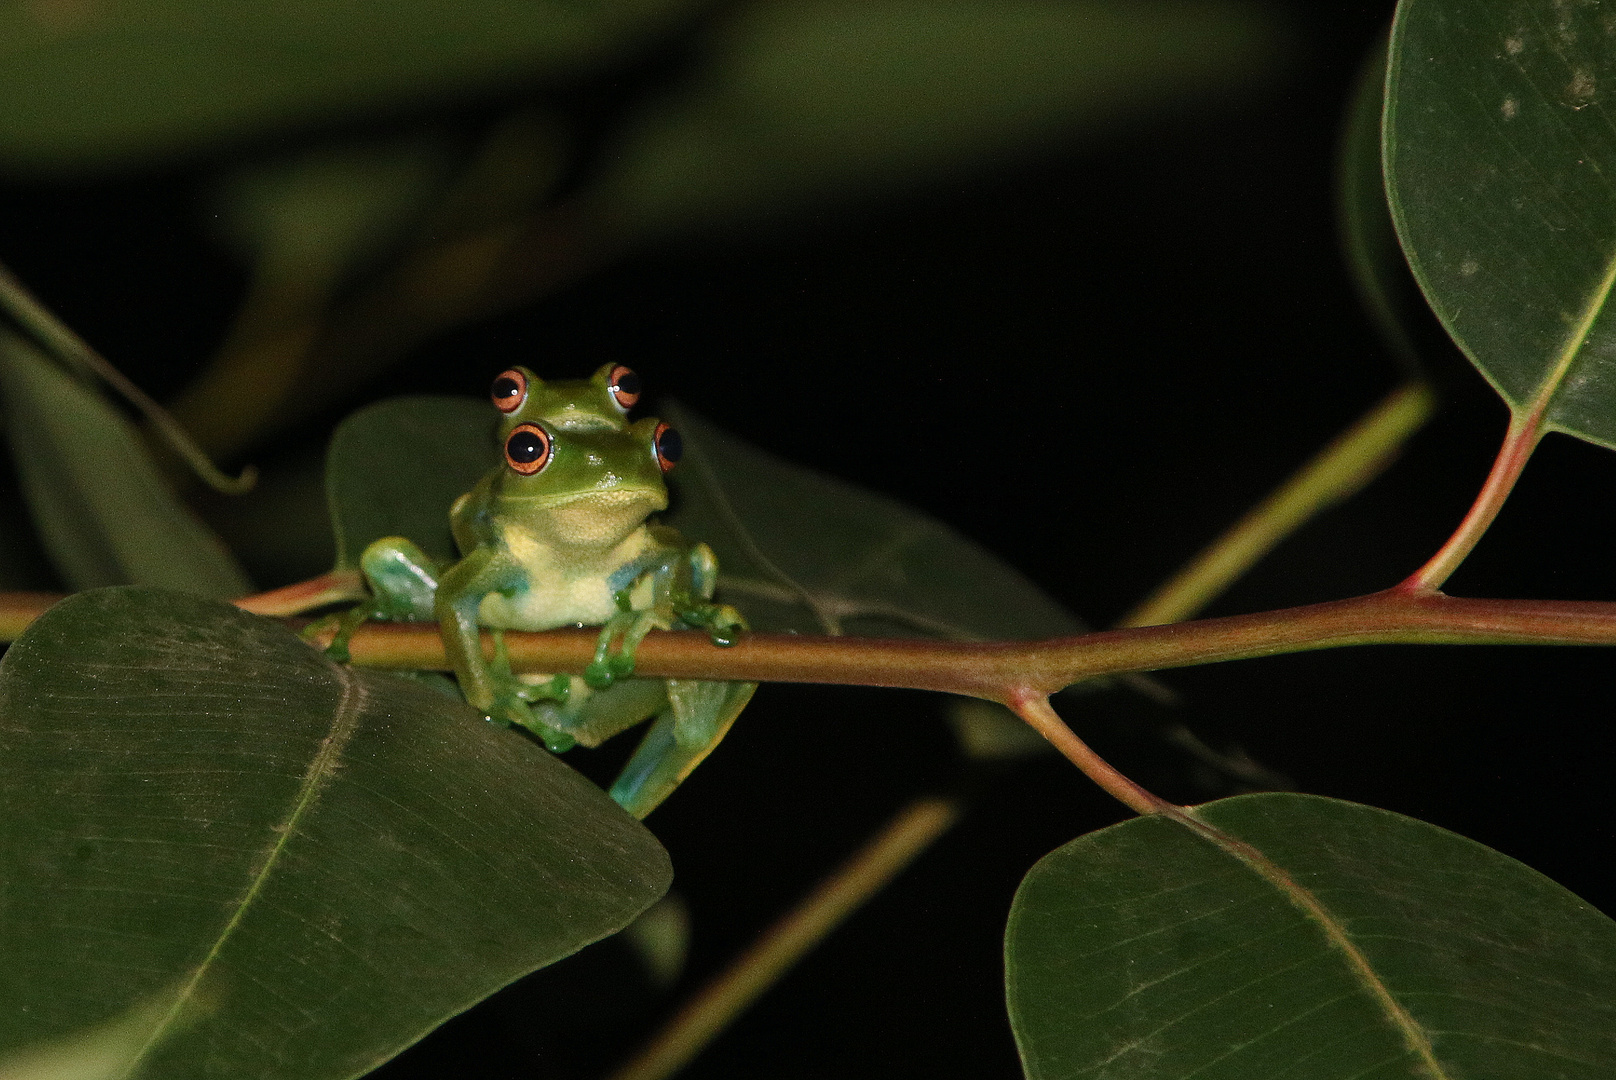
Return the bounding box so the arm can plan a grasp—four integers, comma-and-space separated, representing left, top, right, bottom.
3, 2, 1614, 1077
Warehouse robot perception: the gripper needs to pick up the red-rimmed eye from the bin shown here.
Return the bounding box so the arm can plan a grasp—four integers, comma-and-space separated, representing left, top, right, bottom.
653, 422, 682, 473
505, 423, 551, 475
491, 369, 527, 413
607, 365, 641, 411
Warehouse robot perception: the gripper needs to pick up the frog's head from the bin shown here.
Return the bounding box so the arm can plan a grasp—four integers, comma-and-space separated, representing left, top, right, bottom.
484, 364, 682, 549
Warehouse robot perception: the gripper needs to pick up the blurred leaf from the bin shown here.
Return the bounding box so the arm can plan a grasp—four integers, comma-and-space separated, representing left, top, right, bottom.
597, 0, 1288, 233
0, 587, 671, 1080
621, 893, 691, 988
945, 697, 1054, 761
1336, 33, 1425, 377
1386, 0, 1616, 448
325, 396, 492, 570
211, 138, 457, 283
663, 402, 1089, 639
0, 332, 252, 597
1006, 793, 1616, 1078
0, 0, 707, 174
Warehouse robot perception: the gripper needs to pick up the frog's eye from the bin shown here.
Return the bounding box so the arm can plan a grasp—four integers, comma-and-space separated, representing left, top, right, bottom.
607, 365, 641, 412
504, 423, 552, 475
653, 422, 682, 473
491, 369, 528, 414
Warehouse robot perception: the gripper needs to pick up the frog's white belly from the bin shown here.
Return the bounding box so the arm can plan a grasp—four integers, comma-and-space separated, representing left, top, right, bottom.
479, 571, 617, 630
477, 522, 653, 631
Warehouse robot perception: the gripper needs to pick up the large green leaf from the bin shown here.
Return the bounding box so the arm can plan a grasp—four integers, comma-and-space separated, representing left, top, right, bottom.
1006, 793, 1616, 1079
0, 0, 703, 173
1385, 0, 1616, 447
596, 0, 1286, 233
325, 396, 493, 570
0, 588, 670, 1079
0, 333, 252, 598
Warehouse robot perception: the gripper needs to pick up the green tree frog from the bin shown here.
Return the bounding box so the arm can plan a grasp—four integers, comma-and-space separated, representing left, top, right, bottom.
348, 364, 754, 818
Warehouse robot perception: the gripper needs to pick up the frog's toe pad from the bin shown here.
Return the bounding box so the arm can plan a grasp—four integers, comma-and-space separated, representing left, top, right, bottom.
584, 655, 635, 690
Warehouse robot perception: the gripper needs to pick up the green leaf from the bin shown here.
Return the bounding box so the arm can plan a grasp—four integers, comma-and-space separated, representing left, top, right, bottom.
1385, 0, 1616, 448
0, 0, 704, 174
1005, 793, 1616, 1079
0, 332, 253, 598
596, 0, 1287, 233
325, 396, 493, 569
663, 402, 1088, 640
0, 587, 670, 1080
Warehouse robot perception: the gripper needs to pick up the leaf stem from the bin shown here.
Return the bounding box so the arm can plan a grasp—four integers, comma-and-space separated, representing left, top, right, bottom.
232, 570, 364, 616
1122, 381, 1434, 627
1006, 694, 1176, 816
1400, 408, 1542, 594
603, 797, 961, 1080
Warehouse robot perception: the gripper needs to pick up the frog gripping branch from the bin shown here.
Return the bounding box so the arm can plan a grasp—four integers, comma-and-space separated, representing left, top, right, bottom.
350, 363, 755, 819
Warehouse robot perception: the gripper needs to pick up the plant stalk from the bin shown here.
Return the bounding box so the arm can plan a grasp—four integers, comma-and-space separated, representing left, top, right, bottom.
8, 589, 1616, 693
1006, 694, 1176, 815
1400, 407, 1542, 594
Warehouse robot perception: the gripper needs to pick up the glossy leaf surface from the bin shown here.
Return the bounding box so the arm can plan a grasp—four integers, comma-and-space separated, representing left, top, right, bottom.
1386, 0, 1616, 446
1006, 793, 1616, 1078
0, 333, 252, 598
0, 588, 670, 1079
0, 0, 701, 173
662, 403, 1088, 639
598, 0, 1284, 234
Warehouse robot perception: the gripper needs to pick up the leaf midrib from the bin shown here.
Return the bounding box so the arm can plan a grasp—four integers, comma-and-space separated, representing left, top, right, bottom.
1179, 810, 1451, 1078
132, 666, 368, 1061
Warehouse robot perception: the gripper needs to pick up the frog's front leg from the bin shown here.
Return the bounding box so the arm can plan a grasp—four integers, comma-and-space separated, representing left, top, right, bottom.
583, 604, 666, 690
583, 543, 745, 689
608, 679, 758, 819
316, 537, 441, 661
435, 548, 575, 751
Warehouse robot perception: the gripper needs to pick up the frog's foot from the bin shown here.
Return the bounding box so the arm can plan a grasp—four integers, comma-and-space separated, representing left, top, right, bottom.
674, 599, 749, 647
584, 610, 666, 690
479, 668, 575, 752
490, 689, 576, 753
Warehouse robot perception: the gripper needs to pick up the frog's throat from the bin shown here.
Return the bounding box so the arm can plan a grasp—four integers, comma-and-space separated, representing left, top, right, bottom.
499, 485, 668, 512
508, 488, 667, 551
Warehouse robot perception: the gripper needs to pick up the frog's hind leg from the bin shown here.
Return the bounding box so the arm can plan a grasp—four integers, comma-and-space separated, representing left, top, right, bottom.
608, 679, 757, 819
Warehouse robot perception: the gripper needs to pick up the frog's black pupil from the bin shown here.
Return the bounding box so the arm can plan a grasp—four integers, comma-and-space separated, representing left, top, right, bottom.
657, 427, 683, 463
492, 376, 520, 402
614, 371, 642, 398
507, 430, 546, 464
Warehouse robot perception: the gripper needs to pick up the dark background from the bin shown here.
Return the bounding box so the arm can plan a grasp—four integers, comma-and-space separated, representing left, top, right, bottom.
3, 2, 1613, 1077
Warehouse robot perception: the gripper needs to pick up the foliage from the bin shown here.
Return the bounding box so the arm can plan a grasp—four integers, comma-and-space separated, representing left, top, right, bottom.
0, 0, 1612, 1078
